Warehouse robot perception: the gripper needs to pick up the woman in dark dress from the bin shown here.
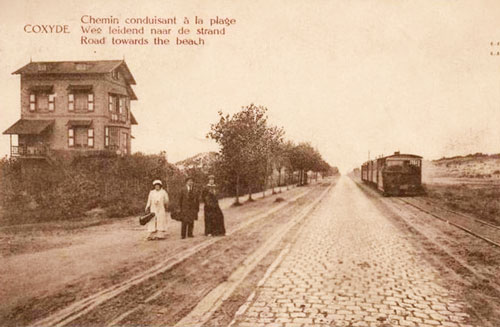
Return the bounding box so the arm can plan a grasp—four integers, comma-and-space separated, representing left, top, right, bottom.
202, 175, 225, 236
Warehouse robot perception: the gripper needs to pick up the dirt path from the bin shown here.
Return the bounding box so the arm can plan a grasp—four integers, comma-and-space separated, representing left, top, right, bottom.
0, 184, 310, 326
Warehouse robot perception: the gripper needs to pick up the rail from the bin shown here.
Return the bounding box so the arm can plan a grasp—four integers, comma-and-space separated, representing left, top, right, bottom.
11, 144, 49, 157
397, 197, 500, 248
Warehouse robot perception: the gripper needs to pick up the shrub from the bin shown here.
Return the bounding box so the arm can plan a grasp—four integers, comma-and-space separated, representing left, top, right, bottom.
0, 153, 187, 225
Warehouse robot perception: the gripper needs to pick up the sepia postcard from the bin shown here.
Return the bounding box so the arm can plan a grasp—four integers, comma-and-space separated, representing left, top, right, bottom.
0, 1, 499, 326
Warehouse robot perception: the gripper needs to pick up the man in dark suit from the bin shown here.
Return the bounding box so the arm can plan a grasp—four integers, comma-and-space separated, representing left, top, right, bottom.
179, 177, 199, 238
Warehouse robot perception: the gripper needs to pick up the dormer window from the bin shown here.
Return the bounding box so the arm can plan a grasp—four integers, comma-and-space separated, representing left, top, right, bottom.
37, 64, 47, 71
76, 63, 89, 71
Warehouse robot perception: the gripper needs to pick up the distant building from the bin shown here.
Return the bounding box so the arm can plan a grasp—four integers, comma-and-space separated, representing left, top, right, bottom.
3, 60, 138, 161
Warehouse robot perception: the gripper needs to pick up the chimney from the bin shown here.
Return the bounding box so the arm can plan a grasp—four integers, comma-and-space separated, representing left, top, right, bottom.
394, 151, 400, 155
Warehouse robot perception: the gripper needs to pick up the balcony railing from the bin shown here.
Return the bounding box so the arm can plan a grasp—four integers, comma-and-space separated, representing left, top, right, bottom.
11, 145, 49, 157
110, 114, 127, 124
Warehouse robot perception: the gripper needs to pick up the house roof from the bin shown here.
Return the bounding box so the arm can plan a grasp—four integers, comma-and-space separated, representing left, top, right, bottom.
13, 60, 137, 85
3, 119, 55, 135
130, 112, 138, 125
126, 84, 138, 100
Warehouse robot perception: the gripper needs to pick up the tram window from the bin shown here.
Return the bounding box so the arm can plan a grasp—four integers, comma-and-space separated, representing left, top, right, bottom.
409, 160, 421, 167
386, 160, 403, 166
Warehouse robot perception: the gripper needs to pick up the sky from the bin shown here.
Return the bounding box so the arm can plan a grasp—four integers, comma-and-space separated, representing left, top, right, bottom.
1, 0, 499, 173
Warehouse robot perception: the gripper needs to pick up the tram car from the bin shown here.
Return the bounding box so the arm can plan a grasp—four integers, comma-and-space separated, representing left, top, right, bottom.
361, 151, 423, 196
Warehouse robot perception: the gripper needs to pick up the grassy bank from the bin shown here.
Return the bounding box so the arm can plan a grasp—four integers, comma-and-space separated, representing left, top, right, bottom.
424, 183, 500, 225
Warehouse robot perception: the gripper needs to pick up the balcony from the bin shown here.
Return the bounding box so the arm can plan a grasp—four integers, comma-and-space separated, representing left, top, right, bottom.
110, 114, 127, 124
11, 144, 49, 158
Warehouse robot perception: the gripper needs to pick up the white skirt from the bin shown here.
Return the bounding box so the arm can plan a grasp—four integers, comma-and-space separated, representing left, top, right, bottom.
147, 207, 170, 233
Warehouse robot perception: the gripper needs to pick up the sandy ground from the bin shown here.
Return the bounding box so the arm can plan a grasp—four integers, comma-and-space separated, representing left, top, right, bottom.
0, 184, 307, 324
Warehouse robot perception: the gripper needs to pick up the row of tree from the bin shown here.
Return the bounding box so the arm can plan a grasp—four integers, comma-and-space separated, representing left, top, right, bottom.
207, 104, 337, 205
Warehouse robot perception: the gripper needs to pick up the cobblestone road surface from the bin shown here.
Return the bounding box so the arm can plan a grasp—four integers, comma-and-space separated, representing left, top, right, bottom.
230, 177, 474, 327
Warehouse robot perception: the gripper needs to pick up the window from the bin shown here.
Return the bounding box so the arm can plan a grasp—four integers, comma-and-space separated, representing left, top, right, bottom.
121, 132, 128, 154
87, 128, 94, 147
76, 63, 89, 71
29, 94, 36, 112
105, 127, 109, 147
36, 95, 49, 111
69, 93, 93, 112
112, 70, 119, 80
119, 98, 126, 122
68, 128, 74, 147
386, 160, 403, 167
109, 94, 119, 121
74, 94, 87, 111
29, 93, 55, 112
88, 94, 94, 111
38, 64, 47, 71
68, 94, 74, 111
49, 94, 55, 111
105, 126, 120, 149
410, 159, 421, 167
119, 98, 124, 114
126, 98, 130, 120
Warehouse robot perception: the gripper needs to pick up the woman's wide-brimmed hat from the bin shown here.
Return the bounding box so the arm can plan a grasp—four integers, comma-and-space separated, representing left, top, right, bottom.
185, 176, 194, 182
152, 179, 162, 186
208, 175, 215, 179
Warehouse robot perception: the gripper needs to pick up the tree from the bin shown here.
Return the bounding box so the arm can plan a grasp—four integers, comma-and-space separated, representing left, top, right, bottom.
261, 125, 284, 197
207, 104, 269, 205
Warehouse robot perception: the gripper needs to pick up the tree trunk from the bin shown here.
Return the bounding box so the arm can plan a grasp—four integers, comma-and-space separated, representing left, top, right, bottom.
278, 168, 282, 193
235, 174, 240, 204
262, 175, 266, 198
263, 161, 268, 197
248, 183, 253, 201
271, 174, 276, 195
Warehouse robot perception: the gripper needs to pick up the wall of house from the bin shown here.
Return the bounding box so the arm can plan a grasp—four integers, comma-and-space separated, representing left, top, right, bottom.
19, 73, 134, 153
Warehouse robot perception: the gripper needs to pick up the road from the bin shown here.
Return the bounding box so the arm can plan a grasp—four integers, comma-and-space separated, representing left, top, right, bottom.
3, 177, 490, 326
230, 177, 474, 327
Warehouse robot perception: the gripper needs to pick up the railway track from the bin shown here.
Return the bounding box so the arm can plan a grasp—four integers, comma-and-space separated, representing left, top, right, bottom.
28, 185, 322, 327
396, 197, 500, 248
388, 195, 500, 323
352, 177, 500, 327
